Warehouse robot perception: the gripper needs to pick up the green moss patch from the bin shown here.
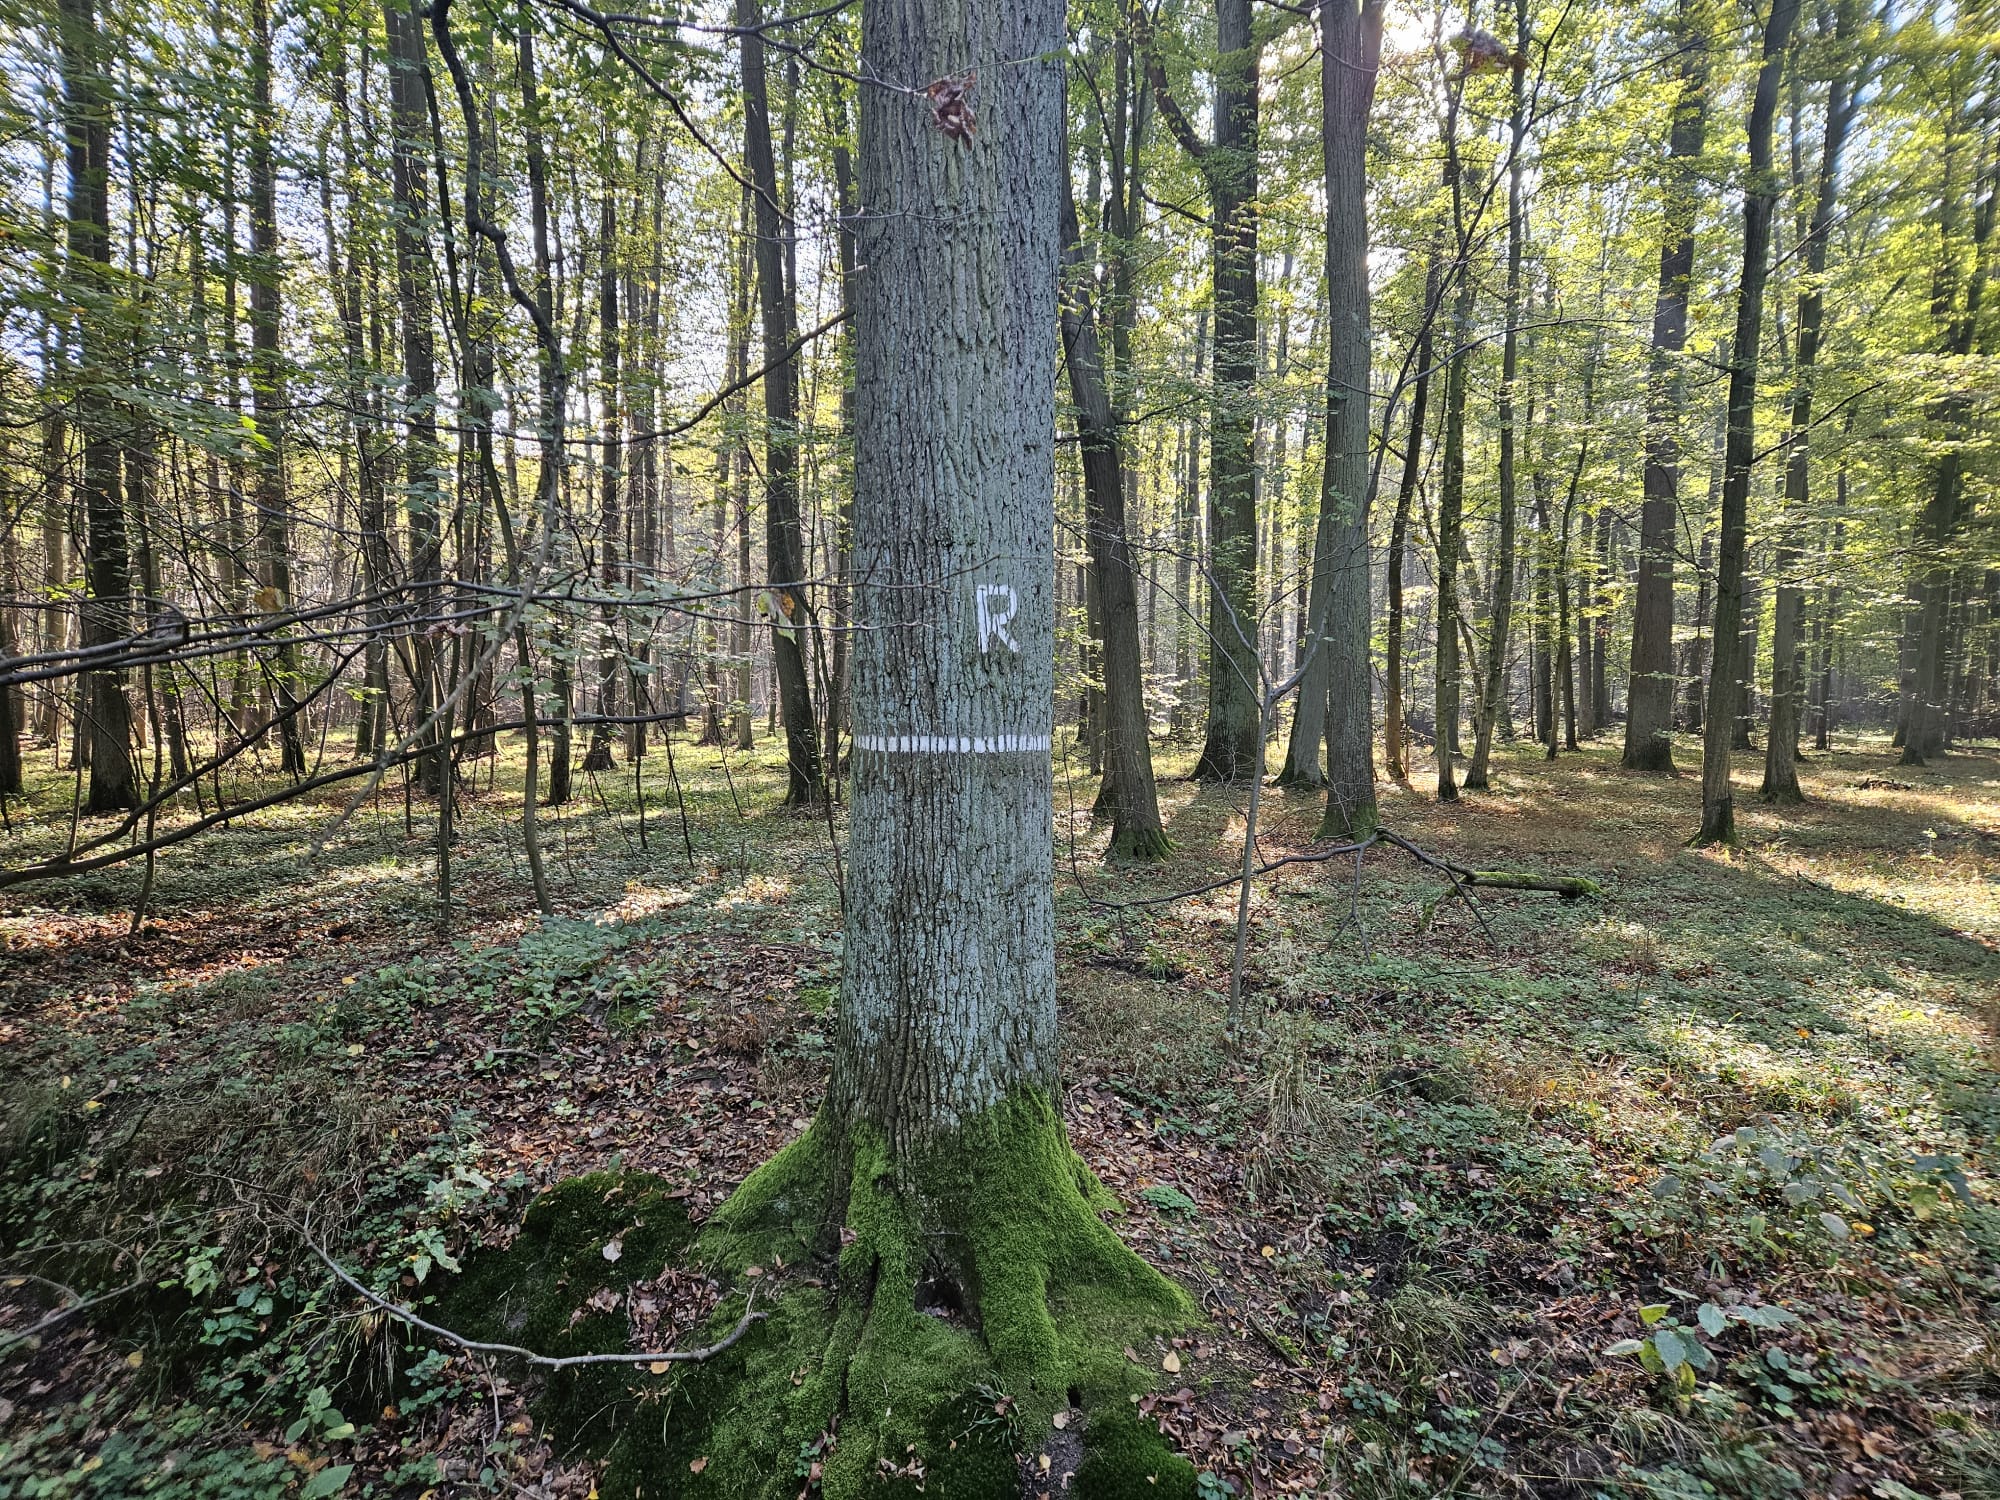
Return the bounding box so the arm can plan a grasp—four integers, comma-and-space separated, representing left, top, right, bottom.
1075, 1409, 1199, 1499
434, 1170, 696, 1453
431, 1099, 1199, 1497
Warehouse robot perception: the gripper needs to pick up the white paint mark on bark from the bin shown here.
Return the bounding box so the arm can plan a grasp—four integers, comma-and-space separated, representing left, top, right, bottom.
975, 583, 1020, 654
853, 732, 1052, 754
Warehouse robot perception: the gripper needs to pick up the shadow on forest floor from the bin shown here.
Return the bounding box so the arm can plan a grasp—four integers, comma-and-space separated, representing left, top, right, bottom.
2, 730, 1997, 1497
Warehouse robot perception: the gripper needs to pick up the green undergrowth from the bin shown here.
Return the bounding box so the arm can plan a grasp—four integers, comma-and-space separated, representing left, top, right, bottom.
446, 1092, 1197, 1498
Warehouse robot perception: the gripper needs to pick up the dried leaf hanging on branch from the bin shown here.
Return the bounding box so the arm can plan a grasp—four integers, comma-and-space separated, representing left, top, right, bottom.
923, 71, 976, 146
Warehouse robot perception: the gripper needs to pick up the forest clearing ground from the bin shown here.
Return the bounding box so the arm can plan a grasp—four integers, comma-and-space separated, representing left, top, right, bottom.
2, 733, 1997, 1498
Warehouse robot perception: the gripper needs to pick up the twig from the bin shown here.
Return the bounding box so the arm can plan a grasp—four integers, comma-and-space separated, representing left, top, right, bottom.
297, 1229, 764, 1370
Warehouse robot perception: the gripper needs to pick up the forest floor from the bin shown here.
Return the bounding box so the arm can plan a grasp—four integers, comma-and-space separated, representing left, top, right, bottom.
1, 729, 1997, 1499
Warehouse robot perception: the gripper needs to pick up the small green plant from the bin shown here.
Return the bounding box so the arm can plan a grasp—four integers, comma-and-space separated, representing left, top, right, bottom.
1604, 1298, 1799, 1396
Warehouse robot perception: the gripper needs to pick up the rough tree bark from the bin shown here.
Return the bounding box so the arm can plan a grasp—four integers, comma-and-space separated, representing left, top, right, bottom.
666, 2, 1189, 1488
1311, 0, 1384, 835
1697, 0, 1800, 846
1622, 4, 1707, 773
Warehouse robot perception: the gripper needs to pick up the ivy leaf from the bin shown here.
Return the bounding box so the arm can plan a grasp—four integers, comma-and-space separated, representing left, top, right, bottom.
1696, 1303, 1727, 1338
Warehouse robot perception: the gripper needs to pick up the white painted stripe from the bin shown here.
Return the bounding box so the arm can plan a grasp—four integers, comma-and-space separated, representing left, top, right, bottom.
853, 732, 1052, 755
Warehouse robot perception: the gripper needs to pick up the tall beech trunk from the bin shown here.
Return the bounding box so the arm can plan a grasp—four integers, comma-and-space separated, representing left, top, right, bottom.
1145, 0, 1260, 780
385, 0, 443, 794
1383, 254, 1439, 782
1902, 129, 1997, 762
1467, 0, 1529, 791
740, 0, 826, 805
1434, 260, 1476, 802
582, 148, 622, 774
1697, 0, 1800, 846
1764, 23, 1856, 800
1310, 0, 1384, 834
691, 0, 1186, 1486
58, 0, 136, 813
248, 0, 305, 777
1060, 189, 1169, 859
1623, 6, 1707, 772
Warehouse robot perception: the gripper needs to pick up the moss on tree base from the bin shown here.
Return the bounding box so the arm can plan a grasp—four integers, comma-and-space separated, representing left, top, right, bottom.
444, 1093, 1197, 1498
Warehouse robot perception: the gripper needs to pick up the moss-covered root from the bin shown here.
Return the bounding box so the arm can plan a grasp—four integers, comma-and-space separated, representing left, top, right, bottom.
632, 1090, 1196, 1500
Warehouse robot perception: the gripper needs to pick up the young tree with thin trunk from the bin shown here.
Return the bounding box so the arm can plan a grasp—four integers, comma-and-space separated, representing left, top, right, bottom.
57, 0, 136, 814
1060, 187, 1170, 859
1382, 253, 1438, 783
1764, 7, 1858, 801
1144, 0, 1262, 781
740, 0, 826, 805
1467, 0, 1529, 792
1623, 3, 1708, 773
1696, 0, 1800, 846
247, 0, 305, 777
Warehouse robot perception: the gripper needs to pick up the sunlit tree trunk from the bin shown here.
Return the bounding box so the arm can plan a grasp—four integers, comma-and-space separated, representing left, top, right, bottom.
1623, 5, 1707, 773
1697, 0, 1799, 846
1764, 18, 1856, 801
740, 0, 826, 805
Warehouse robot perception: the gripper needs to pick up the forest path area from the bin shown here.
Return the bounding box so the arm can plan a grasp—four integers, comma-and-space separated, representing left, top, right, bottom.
3, 734, 1997, 1498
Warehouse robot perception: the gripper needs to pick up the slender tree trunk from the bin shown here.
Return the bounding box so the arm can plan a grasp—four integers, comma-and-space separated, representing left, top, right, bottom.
740, 0, 826, 805
58, 0, 136, 813
386, 0, 444, 794
1697, 0, 1800, 845
1467, 0, 1529, 791
1311, 0, 1384, 833
1145, 0, 1259, 780
1060, 188, 1168, 859
248, 0, 304, 777
1434, 263, 1476, 802
1383, 256, 1438, 783
1764, 23, 1855, 800
1624, 7, 1708, 772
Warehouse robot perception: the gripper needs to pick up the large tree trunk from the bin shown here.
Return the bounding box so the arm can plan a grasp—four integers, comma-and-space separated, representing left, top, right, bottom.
1764, 21, 1856, 801
1312, 0, 1383, 835
1466, 0, 1529, 792
1623, 5, 1707, 773
58, 0, 136, 814
1697, 0, 1800, 846
690, 0, 1186, 1488
741, 0, 827, 805
1060, 189, 1170, 860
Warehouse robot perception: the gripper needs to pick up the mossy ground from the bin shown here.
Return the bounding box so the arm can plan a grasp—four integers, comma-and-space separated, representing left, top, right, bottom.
446, 1094, 1196, 1498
